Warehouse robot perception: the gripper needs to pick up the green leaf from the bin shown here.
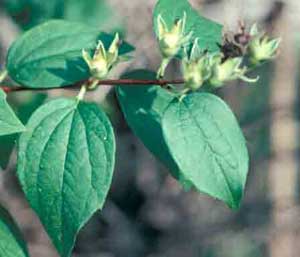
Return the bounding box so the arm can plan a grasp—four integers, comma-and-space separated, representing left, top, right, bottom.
17, 98, 115, 257
0, 89, 25, 136
6, 20, 134, 88
0, 92, 47, 170
153, 0, 222, 53
162, 93, 249, 209
117, 71, 248, 208
116, 69, 180, 179
0, 204, 29, 257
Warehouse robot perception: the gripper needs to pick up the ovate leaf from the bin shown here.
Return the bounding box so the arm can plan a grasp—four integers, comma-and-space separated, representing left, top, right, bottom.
17, 98, 115, 257
0, 89, 25, 136
162, 93, 249, 209
6, 20, 134, 88
116, 70, 181, 179
0, 205, 29, 257
153, 0, 222, 53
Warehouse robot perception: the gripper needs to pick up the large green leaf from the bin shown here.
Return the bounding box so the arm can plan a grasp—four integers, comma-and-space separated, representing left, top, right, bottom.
17, 98, 115, 257
162, 93, 249, 209
0, 205, 29, 257
0, 89, 25, 137
153, 0, 223, 53
116, 70, 181, 179
6, 20, 134, 88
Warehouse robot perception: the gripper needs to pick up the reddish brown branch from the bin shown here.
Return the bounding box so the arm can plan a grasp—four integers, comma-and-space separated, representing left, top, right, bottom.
1, 79, 185, 93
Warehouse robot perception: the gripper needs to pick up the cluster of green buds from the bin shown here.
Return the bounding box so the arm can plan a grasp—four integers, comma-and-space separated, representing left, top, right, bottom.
82, 33, 122, 80
248, 24, 281, 65
156, 12, 192, 78
180, 23, 280, 92
181, 40, 257, 91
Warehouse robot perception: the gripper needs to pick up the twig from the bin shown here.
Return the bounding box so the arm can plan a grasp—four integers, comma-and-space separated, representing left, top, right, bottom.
0, 79, 185, 93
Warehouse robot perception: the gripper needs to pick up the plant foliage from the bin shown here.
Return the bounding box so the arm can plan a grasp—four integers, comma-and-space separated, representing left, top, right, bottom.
0, 0, 280, 256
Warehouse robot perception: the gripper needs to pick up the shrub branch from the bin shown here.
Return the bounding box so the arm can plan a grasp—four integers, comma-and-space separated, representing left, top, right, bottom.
0, 78, 185, 93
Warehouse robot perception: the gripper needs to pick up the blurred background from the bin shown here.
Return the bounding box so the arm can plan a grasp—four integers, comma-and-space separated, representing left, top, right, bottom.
0, 0, 299, 256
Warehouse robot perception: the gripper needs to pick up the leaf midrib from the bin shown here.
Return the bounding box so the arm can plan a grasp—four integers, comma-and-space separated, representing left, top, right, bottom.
181, 99, 236, 205
59, 108, 77, 256
35, 108, 75, 228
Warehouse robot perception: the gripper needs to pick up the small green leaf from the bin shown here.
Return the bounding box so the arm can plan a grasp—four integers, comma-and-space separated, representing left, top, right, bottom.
0, 204, 29, 257
116, 70, 180, 179
162, 93, 249, 209
0, 92, 47, 170
153, 0, 222, 53
0, 89, 25, 136
6, 20, 134, 88
17, 98, 115, 257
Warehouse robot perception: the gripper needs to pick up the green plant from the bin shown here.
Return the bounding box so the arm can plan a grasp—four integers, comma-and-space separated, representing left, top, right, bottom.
0, 0, 280, 256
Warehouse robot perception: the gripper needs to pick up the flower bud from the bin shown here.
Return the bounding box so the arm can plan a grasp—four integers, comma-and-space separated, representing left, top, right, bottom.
248, 24, 281, 65
82, 33, 122, 80
183, 57, 210, 91
182, 40, 210, 91
209, 54, 257, 87
157, 12, 192, 58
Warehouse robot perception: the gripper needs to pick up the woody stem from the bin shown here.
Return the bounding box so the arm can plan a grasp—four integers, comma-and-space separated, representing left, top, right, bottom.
1, 78, 185, 93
